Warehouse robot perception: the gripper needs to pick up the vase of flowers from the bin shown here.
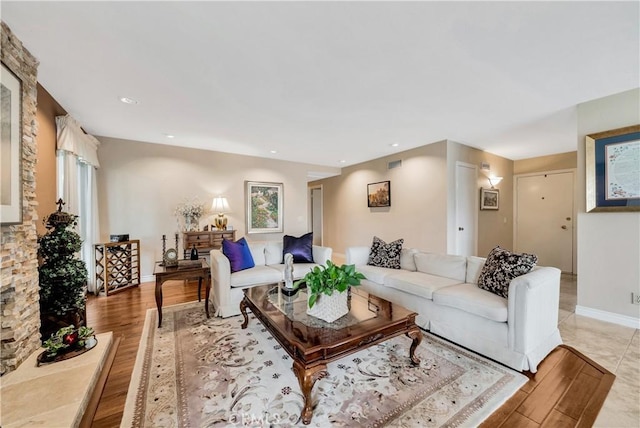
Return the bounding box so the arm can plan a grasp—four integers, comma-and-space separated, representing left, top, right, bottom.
175, 198, 207, 232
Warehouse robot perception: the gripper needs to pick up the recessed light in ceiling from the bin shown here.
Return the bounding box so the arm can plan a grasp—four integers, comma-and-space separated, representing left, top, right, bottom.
390, 143, 400, 147
270, 150, 278, 154
339, 160, 346, 164
164, 134, 175, 139
119, 96, 139, 105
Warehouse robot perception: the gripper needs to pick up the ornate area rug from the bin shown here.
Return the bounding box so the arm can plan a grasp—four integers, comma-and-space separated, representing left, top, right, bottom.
121, 301, 527, 427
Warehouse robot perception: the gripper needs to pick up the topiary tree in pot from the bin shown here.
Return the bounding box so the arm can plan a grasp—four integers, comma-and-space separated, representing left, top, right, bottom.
38, 199, 88, 341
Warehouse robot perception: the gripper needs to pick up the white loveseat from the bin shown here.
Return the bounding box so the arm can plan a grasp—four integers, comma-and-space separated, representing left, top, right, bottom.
210, 241, 332, 318
346, 246, 562, 373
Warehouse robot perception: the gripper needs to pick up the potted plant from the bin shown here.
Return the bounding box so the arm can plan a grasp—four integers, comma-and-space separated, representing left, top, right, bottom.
295, 260, 366, 322
38, 200, 88, 341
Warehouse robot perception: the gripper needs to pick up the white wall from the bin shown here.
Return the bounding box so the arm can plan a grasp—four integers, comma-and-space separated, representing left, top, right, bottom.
312, 140, 514, 258
97, 137, 339, 277
576, 88, 640, 327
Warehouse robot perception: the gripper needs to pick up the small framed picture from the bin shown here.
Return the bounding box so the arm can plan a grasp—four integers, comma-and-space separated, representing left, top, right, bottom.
367, 181, 391, 207
480, 188, 499, 210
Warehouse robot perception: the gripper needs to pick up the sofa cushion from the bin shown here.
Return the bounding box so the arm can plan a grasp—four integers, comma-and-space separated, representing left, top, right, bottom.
384, 271, 462, 300
356, 264, 399, 284
283, 232, 314, 263
400, 248, 418, 271
433, 283, 508, 322
229, 265, 282, 288
265, 241, 283, 265
247, 242, 266, 266
466, 256, 486, 284
477, 246, 538, 298
367, 236, 404, 269
414, 253, 467, 282
222, 237, 255, 273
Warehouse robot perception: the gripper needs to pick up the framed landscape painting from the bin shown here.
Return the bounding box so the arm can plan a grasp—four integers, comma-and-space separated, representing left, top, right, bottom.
367, 181, 391, 207
480, 188, 499, 210
1, 62, 22, 225
246, 181, 283, 233
586, 125, 640, 212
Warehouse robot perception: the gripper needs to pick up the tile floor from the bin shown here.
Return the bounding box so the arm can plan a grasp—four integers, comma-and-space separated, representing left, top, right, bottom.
557, 274, 640, 427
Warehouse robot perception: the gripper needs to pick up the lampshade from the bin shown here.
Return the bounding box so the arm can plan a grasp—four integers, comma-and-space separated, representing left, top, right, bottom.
488, 176, 503, 188
211, 196, 230, 213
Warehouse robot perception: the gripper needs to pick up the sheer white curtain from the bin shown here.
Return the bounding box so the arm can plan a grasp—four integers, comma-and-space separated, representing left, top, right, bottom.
56, 115, 101, 293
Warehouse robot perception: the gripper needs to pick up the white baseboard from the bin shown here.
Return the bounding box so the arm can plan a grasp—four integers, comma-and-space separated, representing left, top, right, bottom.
141, 274, 154, 283
575, 305, 640, 329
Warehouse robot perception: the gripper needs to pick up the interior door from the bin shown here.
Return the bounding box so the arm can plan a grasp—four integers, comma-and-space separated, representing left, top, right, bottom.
515, 172, 574, 272
455, 163, 477, 256
311, 187, 322, 246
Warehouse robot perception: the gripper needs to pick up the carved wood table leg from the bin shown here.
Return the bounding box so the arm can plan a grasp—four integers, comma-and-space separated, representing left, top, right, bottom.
240, 297, 249, 329
407, 327, 422, 365
155, 279, 163, 328
204, 275, 210, 319
292, 361, 328, 425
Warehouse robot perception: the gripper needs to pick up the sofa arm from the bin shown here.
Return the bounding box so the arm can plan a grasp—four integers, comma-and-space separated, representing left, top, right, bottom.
507, 266, 561, 355
210, 249, 231, 312
346, 246, 370, 265
312, 245, 333, 265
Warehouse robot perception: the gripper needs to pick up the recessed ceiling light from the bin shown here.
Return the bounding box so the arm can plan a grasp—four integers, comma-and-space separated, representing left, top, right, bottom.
270, 150, 278, 154
164, 134, 175, 139
390, 143, 399, 147
339, 160, 346, 164
119, 96, 139, 105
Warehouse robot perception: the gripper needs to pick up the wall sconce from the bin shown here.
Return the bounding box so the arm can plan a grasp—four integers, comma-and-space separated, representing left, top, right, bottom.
211, 196, 230, 230
488, 176, 503, 188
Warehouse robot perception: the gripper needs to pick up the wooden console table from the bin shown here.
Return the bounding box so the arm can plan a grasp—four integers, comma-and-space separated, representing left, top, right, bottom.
182, 230, 236, 258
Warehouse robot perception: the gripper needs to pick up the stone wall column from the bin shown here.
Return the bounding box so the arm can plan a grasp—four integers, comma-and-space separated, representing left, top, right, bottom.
1, 21, 41, 375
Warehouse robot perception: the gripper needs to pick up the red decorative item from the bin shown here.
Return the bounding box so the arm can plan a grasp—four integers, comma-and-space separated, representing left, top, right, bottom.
63, 332, 78, 346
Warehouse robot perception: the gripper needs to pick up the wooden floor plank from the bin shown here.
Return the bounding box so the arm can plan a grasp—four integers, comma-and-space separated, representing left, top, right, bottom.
541, 409, 577, 428
87, 281, 615, 427
556, 371, 600, 420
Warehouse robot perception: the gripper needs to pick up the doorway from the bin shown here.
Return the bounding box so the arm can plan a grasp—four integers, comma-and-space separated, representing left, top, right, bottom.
515, 170, 575, 273
455, 162, 478, 256
310, 186, 323, 246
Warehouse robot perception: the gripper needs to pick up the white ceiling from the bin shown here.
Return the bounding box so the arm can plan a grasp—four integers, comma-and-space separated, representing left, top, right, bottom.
2, 1, 638, 168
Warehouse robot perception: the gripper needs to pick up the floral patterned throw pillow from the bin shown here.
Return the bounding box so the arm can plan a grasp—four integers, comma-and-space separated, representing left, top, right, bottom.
477, 246, 538, 298
367, 236, 404, 269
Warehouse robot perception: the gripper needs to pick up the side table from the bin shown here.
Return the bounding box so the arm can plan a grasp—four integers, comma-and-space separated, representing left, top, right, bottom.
152, 259, 210, 327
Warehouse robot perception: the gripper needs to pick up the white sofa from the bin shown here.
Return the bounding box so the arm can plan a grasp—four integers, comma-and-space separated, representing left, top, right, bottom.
210, 241, 332, 318
346, 246, 562, 373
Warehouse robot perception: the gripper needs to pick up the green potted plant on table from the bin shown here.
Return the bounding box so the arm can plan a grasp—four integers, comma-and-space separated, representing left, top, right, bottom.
295, 260, 366, 323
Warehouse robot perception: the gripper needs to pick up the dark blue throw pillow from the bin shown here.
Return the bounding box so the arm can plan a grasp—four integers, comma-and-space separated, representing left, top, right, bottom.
222, 237, 255, 273
283, 232, 314, 263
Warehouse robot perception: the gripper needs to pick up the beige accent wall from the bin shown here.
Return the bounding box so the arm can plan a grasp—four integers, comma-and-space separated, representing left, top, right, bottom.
514, 151, 577, 175
96, 137, 339, 278
312, 140, 514, 258
576, 88, 640, 324
35, 84, 65, 236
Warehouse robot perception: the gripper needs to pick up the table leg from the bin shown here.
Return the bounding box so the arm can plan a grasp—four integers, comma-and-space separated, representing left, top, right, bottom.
407, 327, 422, 366
204, 275, 210, 319
197, 277, 202, 302
240, 297, 249, 329
155, 279, 163, 328
292, 361, 327, 425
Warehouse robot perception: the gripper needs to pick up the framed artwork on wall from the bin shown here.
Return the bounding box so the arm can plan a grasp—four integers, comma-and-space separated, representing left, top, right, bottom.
586, 125, 640, 212
246, 181, 284, 233
1, 62, 23, 225
480, 188, 499, 210
367, 181, 391, 207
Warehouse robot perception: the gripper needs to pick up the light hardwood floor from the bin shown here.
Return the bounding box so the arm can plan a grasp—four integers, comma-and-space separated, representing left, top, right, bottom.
89, 276, 621, 427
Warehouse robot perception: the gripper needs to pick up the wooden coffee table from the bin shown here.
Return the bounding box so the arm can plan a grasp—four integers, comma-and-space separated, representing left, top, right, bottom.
240, 284, 422, 425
